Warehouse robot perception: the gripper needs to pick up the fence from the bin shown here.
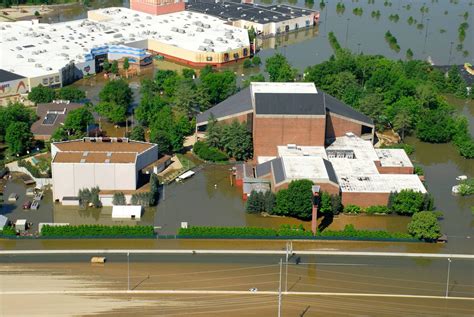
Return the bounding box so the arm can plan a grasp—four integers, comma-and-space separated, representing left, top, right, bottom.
5, 161, 52, 188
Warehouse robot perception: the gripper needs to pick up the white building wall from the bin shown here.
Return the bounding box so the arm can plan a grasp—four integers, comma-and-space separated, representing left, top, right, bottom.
52, 163, 76, 201
93, 163, 116, 189
113, 164, 137, 189
135, 144, 159, 170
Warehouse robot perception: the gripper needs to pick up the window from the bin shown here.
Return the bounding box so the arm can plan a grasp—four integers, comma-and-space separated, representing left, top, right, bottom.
55, 76, 60, 82
306, 20, 310, 26
42, 78, 48, 85
224, 53, 229, 62
233, 53, 239, 59
49, 77, 54, 84
243, 48, 248, 56
206, 56, 212, 61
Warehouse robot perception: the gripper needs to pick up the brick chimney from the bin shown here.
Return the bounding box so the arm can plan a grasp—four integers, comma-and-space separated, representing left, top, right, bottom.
311, 185, 321, 235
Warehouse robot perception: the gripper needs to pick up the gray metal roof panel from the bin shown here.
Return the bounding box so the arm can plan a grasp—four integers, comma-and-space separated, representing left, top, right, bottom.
272, 157, 286, 184
0, 69, 25, 82
323, 159, 339, 185
196, 87, 252, 124
255, 160, 272, 177
323, 92, 374, 126
254, 93, 325, 116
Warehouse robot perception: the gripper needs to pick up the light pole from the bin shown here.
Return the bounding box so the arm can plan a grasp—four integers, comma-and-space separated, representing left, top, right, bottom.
357, 43, 361, 54
278, 259, 282, 317
127, 252, 130, 291
423, 18, 430, 54
445, 258, 451, 298
324, 1, 328, 36
448, 41, 454, 65
345, 18, 350, 48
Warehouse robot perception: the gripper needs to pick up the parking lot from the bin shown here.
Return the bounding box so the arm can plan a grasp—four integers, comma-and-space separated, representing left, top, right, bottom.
1, 175, 53, 234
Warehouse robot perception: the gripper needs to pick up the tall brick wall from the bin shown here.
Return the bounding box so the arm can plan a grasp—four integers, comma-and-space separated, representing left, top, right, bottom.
253, 116, 326, 157
130, 0, 185, 15
341, 192, 390, 208
325, 112, 362, 142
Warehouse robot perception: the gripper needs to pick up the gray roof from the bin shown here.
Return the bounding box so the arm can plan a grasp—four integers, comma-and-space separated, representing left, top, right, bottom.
196, 87, 252, 125
0, 69, 24, 82
323, 92, 374, 126
255, 160, 272, 177
322, 159, 339, 185
255, 93, 326, 116
272, 158, 285, 184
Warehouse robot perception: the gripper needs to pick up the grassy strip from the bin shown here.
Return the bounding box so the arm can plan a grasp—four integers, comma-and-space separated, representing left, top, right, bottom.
178, 225, 414, 241
41, 225, 154, 238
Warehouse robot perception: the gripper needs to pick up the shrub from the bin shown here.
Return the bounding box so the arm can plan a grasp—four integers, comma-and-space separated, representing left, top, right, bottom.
252, 56, 262, 66
131, 192, 153, 207
414, 165, 424, 176
178, 224, 414, 240
389, 190, 432, 215
0, 226, 16, 237
193, 141, 228, 162
365, 205, 390, 214
407, 211, 441, 241
243, 59, 252, 68
343, 204, 362, 214
112, 192, 126, 205
41, 225, 154, 237
273, 179, 314, 220
18, 159, 51, 178
78, 187, 101, 208
458, 178, 474, 196
245, 190, 275, 213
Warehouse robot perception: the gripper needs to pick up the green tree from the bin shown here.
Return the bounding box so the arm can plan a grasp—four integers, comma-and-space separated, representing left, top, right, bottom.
393, 108, 413, 140
252, 56, 262, 66
243, 59, 252, 68
28, 85, 55, 104
149, 173, 159, 206
5, 122, 33, 155
205, 115, 222, 148
123, 57, 130, 78
112, 192, 126, 205
248, 26, 257, 42
273, 179, 314, 219
416, 108, 454, 143
407, 211, 441, 241
173, 79, 209, 116
103, 59, 111, 73
318, 192, 332, 214
0, 102, 36, 141
246, 190, 264, 213
390, 190, 425, 215
129, 125, 145, 141
446, 66, 465, 94
53, 106, 94, 140
243, 74, 265, 88
182, 68, 196, 79
95, 102, 127, 124
263, 190, 276, 213
149, 106, 186, 153
356, 93, 386, 129
99, 79, 133, 108
111, 60, 119, 74
200, 70, 236, 104
265, 53, 297, 82
135, 90, 167, 126
56, 86, 86, 102
220, 120, 253, 161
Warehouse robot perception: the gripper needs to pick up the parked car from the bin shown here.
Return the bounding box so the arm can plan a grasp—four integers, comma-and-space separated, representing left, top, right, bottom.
8, 193, 18, 202
22, 201, 32, 209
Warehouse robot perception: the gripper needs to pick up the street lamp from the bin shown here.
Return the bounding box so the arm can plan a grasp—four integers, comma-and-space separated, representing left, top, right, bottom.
448, 41, 454, 65
345, 18, 350, 48
445, 258, 451, 298
423, 18, 430, 54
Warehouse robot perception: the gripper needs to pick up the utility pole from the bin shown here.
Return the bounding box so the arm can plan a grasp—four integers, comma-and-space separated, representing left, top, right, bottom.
285, 242, 290, 293
423, 18, 430, 54
324, 1, 328, 36
127, 252, 130, 291
445, 258, 451, 298
448, 41, 454, 65
278, 259, 282, 317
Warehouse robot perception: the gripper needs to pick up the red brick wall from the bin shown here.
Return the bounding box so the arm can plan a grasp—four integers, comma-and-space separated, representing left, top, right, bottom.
342, 192, 390, 208
325, 113, 362, 141
253, 116, 326, 157
318, 183, 340, 196
219, 113, 253, 131
374, 162, 414, 175
130, 0, 185, 15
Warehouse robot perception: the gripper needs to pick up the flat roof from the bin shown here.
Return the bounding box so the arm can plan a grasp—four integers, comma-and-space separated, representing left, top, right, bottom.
0, 7, 248, 79
53, 151, 137, 164
375, 149, 413, 168
277, 145, 327, 159
187, 0, 316, 24
281, 156, 331, 183
338, 174, 426, 193
327, 135, 380, 162
53, 138, 155, 154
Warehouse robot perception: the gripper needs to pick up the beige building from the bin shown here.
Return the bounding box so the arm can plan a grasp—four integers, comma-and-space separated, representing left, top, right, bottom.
51, 137, 158, 202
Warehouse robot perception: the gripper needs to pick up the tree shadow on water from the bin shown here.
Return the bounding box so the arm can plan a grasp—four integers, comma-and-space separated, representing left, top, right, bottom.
318, 213, 334, 232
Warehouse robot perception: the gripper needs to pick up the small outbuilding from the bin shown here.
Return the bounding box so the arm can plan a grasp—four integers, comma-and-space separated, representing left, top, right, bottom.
112, 205, 142, 220
0, 215, 9, 230
15, 219, 27, 232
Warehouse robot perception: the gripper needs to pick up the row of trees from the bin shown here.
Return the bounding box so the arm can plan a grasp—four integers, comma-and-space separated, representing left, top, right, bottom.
28, 85, 86, 104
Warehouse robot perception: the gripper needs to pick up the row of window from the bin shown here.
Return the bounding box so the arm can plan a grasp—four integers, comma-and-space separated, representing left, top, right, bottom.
206, 48, 249, 63
42, 76, 60, 86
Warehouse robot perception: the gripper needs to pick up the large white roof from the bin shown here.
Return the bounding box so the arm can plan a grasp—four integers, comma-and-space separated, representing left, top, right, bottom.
0, 7, 249, 79
338, 174, 426, 193
281, 156, 331, 182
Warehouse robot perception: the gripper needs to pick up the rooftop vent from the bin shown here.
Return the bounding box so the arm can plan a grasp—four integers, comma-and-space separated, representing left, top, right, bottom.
80, 159, 86, 163
287, 144, 297, 150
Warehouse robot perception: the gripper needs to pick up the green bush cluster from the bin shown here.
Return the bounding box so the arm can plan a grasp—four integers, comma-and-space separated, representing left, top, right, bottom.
178, 224, 414, 240
205, 118, 253, 161
41, 225, 154, 237
78, 187, 101, 208
131, 192, 153, 207
384, 31, 401, 52
458, 178, 474, 196
407, 211, 441, 241
343, 204, 362, 214
318, 192, 342, 215
328, 32, 342, 51
18, 159, 51, 178
0, 226, 16, 237
193, 141, 228, 162
388, 190, 433, 215
273, 180, 314, 220
245, 190, 276, 213
112, 192, 126, 205
365, 205, 390, 214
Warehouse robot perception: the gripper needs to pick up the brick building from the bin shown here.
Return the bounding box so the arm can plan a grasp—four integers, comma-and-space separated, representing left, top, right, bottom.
196, 82, 425, 207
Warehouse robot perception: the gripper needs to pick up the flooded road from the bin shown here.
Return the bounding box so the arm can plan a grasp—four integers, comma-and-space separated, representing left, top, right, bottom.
0, 254, 472, 316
